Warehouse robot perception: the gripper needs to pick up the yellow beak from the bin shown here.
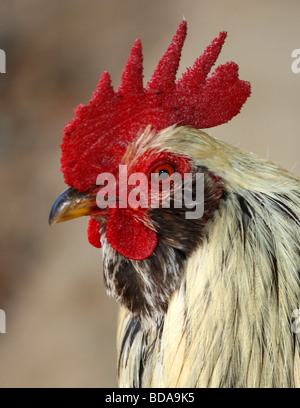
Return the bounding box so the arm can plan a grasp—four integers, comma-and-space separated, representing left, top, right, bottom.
49, 187, 97, 226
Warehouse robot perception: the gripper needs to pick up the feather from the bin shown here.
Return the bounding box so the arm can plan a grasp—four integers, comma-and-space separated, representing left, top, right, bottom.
117, 126, 300, 388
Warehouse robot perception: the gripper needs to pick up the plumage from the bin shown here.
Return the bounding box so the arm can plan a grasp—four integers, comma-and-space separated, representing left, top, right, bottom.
116, 126, 300, 387
49, 21, 300, 388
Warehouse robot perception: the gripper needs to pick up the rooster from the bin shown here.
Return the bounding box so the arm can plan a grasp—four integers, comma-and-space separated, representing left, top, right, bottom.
49, 21, 300, 388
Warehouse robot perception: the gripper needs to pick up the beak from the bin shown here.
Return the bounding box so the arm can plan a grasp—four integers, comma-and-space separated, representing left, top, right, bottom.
49, 187, 97, 226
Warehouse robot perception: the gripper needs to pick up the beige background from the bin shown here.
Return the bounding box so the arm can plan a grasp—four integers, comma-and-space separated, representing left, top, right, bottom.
0, 0, 299, 388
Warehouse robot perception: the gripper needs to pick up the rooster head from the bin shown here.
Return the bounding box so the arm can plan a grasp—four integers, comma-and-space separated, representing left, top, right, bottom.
49, 20, 250, 273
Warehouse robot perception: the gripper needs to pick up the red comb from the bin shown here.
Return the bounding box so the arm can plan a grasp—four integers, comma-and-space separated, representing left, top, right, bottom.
61, 20, 251, 192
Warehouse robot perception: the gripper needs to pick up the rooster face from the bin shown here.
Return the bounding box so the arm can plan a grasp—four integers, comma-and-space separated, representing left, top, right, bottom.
50, 126, 224, 322
49, 19, 250, 322
49, 20, 249, 323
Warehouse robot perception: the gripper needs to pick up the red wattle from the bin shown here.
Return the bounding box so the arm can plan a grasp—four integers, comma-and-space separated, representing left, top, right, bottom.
88, 218, 102, 248
106, 209, 158, 260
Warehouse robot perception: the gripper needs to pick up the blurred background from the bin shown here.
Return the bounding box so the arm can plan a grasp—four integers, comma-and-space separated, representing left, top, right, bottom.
0, 0, 299, 388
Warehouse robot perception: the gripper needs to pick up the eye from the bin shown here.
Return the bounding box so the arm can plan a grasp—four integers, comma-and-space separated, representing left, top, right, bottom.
153, 164, 175, 184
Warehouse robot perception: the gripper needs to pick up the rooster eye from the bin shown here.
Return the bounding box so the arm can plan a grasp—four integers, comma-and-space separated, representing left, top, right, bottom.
153, 164, 175, 184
